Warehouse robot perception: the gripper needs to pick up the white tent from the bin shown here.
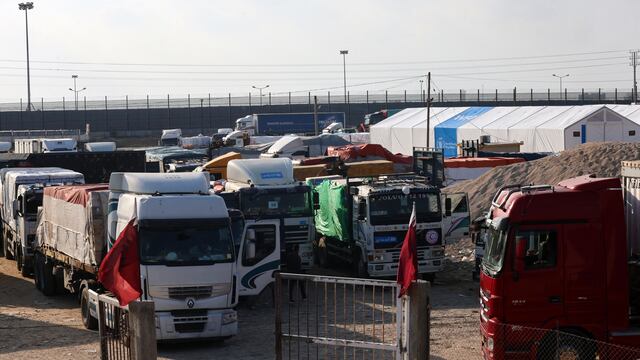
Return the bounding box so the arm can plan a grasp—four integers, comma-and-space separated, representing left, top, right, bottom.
371, 105, 640, 156
370, 107, 467, 155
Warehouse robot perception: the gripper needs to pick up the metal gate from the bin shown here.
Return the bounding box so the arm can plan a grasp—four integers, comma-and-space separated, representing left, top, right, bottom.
98, 294, 132, 360
275, 273, 404, 360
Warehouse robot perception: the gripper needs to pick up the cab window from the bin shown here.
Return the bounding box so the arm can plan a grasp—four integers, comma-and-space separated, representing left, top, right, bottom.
515, 230, 557, 270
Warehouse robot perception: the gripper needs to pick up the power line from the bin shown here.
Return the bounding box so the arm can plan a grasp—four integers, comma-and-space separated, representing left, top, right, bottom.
0, 49, 629, 68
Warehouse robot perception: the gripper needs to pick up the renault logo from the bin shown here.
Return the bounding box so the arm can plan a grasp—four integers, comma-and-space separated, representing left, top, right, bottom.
186, 297, 195, 309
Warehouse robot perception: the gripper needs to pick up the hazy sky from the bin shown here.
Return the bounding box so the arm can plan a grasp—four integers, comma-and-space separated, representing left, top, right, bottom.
1, 0, 640, 102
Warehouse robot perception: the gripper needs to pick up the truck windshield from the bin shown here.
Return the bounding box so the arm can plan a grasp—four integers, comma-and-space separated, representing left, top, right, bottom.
482, 227, 508, 276
138, 219, 234, 266
24, 192, 43, 215
369, 192, 440, 225
240, 189, 311, 218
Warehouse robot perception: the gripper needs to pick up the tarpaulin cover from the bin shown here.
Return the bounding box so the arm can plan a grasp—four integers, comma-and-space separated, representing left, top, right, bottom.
37, 185, 109, 266
43, 184, 108, 206
476, 151, 550, 161
327, 144, 412, 164
311, 180, 350, 242
444, 157, 525, 169
434, 107, 493, 158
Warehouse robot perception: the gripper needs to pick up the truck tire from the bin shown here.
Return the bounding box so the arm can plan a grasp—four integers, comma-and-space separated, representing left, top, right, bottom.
34, 253, 43, 291
81, 287, 98, 330
4, 233, 13, 260
354, 254, 368, 278
41, 258, 56, 296
422, 273, 436, 283
17, 247, 30, 277
537, 331, 595, 360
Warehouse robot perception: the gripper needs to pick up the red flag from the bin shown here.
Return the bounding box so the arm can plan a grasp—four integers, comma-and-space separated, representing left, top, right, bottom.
98, 219, 142, 306
396, 203, 418, 297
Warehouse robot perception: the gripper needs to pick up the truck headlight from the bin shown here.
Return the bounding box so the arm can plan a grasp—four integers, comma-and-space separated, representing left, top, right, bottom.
222, 312, 237, 325
486, 337, 494, 351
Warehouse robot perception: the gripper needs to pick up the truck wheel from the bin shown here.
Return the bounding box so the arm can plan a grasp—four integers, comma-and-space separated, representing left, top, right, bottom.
34, 253, 43, 291
41, 259, 56, 296
4, 234, 13, 260
354, 254, 368, 278
16, 246, 22, 272
537, 331, 595, 360
422, 273, 436, 283
81, 287, 98, 330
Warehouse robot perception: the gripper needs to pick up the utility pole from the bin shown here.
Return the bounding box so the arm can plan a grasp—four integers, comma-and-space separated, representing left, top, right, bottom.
426, 72, 432, 148
68, 74, 86, 110
631, 50, 639, 103
252, 85, 269, 106
19, 2, 34, 111
340, 50, 349, 103
313, 96, 319, 136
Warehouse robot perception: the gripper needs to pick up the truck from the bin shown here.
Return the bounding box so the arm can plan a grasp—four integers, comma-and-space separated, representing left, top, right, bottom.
310, 174, 469, 279
34, 173, 239, 341
235, 112, 346, 136
0, 168, 84, 275
222, 158, 315, 297
14, 138, 78, 153
360, 109, 401, 132
479, 171, 640, 359
160, 129, 182, 146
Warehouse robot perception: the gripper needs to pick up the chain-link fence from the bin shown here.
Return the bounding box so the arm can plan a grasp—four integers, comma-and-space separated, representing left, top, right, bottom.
481, 323, 640, 359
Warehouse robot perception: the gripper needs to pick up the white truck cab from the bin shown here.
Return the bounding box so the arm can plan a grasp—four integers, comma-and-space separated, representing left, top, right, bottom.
105, 172, 238, 341
223, 158, 315, 297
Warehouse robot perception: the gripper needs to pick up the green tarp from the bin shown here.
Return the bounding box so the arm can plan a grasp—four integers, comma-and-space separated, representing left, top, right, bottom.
310, 180, 350, 242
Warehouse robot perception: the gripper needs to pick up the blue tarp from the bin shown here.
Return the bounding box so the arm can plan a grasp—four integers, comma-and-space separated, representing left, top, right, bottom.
434, 107, 493, 158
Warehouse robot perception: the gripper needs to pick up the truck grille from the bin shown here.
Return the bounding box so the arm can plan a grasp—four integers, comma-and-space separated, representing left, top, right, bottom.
390, 249, 426, 262
284, 225, 309, 242
174, 322, 206, 333
168, 286, 212, 300
172, 309, 208, 333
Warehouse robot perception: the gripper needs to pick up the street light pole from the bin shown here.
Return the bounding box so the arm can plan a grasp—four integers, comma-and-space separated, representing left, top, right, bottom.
68, 74, 86, 110
252, 85, 269, 107
19, 2, 34, 111
340, 50, 349, 103
552, 74, 569, 99
419, 79, 424, 102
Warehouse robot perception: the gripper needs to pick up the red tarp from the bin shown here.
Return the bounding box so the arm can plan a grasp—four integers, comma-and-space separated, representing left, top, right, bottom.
444, 157, 525, 169
43, 184, 109, 206
327, 144, 413, 164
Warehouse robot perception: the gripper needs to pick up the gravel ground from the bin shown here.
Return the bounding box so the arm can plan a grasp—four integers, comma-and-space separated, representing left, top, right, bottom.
0, 241, 481, 360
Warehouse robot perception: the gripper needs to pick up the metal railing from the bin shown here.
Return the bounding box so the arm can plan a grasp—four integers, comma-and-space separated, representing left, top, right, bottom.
275, 272, 410, 360
97, 295, 157, 360
0, 89, 636, 112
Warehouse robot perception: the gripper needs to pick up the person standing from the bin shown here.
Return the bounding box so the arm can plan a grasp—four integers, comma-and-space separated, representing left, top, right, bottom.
286, 244, 307, 302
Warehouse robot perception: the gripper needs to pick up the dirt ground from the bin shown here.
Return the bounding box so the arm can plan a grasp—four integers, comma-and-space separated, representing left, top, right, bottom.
0, 240, 481, 360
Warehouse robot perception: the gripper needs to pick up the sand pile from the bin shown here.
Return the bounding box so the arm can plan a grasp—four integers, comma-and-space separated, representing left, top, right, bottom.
445, 142, 640, 219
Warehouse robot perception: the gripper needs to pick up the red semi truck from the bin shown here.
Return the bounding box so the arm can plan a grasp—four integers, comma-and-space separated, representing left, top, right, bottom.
479, 168, 640, 359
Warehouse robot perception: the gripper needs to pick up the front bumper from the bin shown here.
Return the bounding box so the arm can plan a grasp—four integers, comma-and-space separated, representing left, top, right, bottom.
155, 309, 237, 341
367, 258, 444, 278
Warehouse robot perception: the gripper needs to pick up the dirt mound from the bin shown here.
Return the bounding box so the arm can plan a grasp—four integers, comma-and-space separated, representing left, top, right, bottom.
446, 142, 640, 219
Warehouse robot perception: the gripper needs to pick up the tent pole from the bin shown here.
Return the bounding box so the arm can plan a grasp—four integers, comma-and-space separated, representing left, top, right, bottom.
426, 72, 432, 148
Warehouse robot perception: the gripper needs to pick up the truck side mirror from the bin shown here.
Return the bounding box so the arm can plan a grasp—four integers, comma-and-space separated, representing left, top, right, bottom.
357, 200, 366, 221
246, 241, 256, 260
312, 191, 320, 210
444, 197, 452, 217
13, 198, 21, 218
246, 229, 256, 242
514, 237, 527, 273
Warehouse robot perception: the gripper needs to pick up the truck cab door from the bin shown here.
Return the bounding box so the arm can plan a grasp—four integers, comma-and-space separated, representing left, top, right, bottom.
441, 192, 470, 241
504, 225, 564, 326
236, 220, 281, 297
